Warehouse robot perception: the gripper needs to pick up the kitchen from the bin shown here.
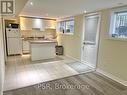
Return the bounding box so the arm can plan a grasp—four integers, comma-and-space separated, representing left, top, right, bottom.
5, 17, 59, 61
5, 16, 75, 61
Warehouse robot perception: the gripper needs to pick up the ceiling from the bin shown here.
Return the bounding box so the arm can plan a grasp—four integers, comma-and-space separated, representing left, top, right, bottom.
15, 0, 28, 16
20, 0, 127, 19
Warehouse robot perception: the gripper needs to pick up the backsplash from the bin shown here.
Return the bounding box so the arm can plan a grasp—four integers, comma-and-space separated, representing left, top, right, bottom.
21, 29, 56, 39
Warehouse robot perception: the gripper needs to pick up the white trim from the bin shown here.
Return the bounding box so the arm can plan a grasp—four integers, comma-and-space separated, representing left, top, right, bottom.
81, 12, 101, 69
85, 12, 101, 17
109, 7, 127, 41
96, 69, 127, 86
110, 6, 127, 14
58, 17, 74, 22
108, 37, 127, 42
0, 16, 5, 95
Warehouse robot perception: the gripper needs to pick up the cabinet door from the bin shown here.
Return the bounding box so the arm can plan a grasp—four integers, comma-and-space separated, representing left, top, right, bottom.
32, 19, 45, 31
20, 17, 33, 30
20, 17, 56, 30
44, 20, 56, 29
23, 41, 30, 53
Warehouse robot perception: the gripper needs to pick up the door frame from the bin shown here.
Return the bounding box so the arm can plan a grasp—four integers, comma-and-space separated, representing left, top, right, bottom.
81, 12, 101, 69
0, 16, 5, 95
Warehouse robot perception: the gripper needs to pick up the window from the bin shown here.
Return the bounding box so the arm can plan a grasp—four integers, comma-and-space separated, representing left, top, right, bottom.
65, 20, 74, 33
85, 15, 99, 43
110, 11, 127, 39
60, 21, 66, 33
59, 19, 74, 35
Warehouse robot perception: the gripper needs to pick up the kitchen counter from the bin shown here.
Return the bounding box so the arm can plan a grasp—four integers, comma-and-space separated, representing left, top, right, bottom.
29, 40, 57, 44
30, 40, 57, 61
22, 37, 45, 41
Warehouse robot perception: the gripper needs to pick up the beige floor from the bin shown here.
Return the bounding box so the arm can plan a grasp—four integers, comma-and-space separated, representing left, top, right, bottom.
4, 54, 93, 91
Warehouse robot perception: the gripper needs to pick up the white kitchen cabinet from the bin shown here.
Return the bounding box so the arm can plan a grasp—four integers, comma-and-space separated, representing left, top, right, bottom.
20, 17, 56, 30
44, 20, 56, 29
30, 41, 57, 61
22, 40, 30, 54
20, 17, 33, 30
32, 19, 45, 31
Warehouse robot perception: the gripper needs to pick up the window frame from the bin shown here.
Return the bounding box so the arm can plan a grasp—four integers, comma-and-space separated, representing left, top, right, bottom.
58, 18, 75, 35
65, 20, 75, 34
109, 7, 127, 40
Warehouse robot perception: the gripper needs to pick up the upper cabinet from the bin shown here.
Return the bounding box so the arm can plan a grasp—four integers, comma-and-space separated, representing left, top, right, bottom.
32, 19, 45, 31
20, 17, 56, 31
44, 20, 56, 29
20, 17, 33, 30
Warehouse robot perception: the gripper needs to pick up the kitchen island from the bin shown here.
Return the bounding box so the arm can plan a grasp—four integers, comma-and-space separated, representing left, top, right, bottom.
30, 40, 57, 61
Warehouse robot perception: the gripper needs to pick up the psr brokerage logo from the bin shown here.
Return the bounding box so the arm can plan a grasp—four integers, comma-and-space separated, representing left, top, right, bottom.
0, 0, 15, 15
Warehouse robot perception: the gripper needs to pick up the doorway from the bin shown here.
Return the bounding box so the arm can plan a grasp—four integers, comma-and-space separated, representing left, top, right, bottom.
81, 13, 101, 68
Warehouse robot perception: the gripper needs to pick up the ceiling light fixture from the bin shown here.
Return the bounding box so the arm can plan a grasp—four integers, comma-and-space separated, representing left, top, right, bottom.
30, 2, 33, 5
84, 10, 87, 13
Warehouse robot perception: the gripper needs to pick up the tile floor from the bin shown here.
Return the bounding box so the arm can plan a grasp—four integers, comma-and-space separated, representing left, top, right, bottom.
4, 54, 93, 91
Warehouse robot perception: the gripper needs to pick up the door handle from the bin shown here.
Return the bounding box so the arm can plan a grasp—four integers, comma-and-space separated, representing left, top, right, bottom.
83, 42, 86, 45
83, 41, 96, 45
82, 45, 85, 50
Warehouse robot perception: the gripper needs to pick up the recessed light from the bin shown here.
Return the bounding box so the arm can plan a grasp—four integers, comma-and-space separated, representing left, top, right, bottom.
84, 10, 87, 13
30, 2, 33, 5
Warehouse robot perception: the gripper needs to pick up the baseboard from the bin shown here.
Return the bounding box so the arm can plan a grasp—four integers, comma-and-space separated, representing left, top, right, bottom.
65, 55, 95, 69
66, 55, 81, 62
96, 69, 127, 86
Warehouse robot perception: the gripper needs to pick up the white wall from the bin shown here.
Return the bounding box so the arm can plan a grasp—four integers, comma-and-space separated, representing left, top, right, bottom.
97, 8, 127, 81
0, 17, 5, 95
57, 14, 83, 60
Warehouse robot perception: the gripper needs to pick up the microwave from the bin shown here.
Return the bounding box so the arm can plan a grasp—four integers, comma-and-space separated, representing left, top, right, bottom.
8, 23, 19, 28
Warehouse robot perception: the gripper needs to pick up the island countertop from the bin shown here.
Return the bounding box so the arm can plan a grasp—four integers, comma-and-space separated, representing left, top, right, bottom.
29, 40, 57, 44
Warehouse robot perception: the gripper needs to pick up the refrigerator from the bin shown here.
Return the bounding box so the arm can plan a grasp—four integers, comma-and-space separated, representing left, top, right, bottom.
6, 28, 22, 55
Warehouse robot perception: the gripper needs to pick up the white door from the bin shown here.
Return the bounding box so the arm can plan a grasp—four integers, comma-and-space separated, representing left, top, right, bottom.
22, 40, 30, 54
81, 14, 100, 68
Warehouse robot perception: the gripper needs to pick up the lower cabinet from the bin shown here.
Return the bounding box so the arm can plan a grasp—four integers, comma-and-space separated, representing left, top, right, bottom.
22, 40, 30, 54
